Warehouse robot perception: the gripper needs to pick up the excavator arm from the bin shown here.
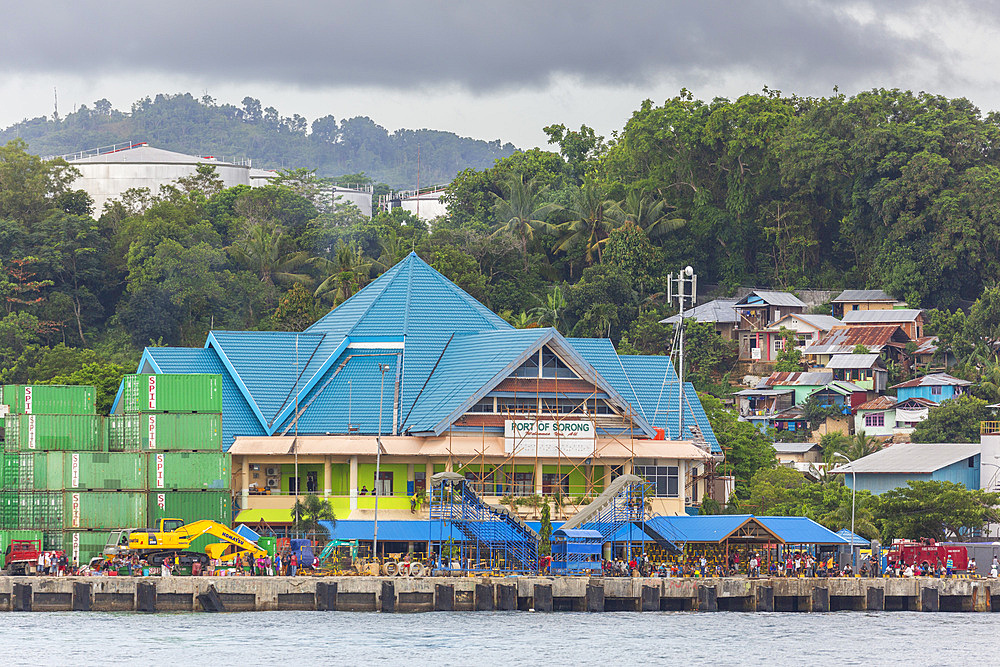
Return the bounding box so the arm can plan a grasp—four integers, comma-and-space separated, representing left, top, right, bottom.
175, 520, 267, 559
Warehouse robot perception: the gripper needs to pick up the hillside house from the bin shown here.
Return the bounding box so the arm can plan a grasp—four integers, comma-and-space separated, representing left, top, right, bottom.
810, 380, 869, 413
660, 298, 739, 340
735, 291, 807, 361
766, 314, 842, 353
803, 325, 910, 367
826, 354, 888, 393
853, 396, 898, 437
831, 289, 904, 318
890, 373, 970, 404
733, 387, 795, 430
842, 309, 925, 340
758, 371, 834, 405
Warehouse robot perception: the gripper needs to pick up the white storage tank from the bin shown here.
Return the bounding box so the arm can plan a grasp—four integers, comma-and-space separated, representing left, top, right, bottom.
67, 143, 255, 214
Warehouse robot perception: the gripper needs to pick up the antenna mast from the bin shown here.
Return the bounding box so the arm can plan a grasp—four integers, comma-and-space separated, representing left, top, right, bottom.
667, 266, 697, 439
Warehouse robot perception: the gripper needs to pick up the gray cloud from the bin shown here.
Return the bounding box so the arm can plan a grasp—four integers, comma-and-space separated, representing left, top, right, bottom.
2, 1, 953, 93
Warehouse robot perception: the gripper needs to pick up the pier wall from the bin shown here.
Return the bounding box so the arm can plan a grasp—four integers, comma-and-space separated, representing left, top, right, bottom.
0, 576, 996, 613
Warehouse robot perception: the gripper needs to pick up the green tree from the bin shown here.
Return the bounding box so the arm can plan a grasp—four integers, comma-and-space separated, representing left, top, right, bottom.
773, 328, 805, 372
701, 393, 776, 498
554, 178, 616, 265
269, 283, 319, 331
49, 361, 128, 413
291, 493, 337, 541
539, 502, 552, 556
531, 285, 567, 332
875, 481, 1000, 541
910, 394, 991, 443
489, 175, 560, 271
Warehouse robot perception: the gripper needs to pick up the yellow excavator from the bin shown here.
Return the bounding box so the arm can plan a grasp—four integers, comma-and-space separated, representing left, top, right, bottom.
126, 518, 267, 566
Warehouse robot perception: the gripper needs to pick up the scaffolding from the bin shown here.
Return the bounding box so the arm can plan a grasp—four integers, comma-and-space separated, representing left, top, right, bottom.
428, 472, 539, 574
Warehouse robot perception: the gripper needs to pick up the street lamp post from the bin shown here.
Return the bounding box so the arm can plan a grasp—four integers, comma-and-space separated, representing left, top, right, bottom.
835, 452, 856, 573
373, 363, 390, 563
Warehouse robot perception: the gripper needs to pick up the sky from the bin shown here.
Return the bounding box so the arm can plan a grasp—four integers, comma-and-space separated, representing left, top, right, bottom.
2, 1, 998, 149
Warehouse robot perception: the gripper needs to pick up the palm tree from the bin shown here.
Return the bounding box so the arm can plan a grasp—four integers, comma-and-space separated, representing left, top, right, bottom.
583, 302, 617, 338
531, 286, 567, 332
490, 176, 561, 271
291, 493, 337, 542
314, 242, 372, 303
610, 189, 686, 239
554, 179, 616, 264
846, 430, 881, 461
512, 311, 536, 329
228, 222, 314, 287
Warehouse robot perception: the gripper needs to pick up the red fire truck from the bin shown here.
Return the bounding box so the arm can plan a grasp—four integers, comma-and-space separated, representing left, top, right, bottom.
886, 539, 969, 571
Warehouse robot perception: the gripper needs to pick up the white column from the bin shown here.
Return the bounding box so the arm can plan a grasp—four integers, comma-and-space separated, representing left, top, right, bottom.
407, 462, 415, 494
324, 456, 332, 498
534, 460, 543, 495
241, 457, 250, 503
349, 455, 359, 510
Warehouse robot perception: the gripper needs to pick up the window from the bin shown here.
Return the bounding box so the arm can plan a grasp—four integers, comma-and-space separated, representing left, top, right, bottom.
852, 304, 860, 310
373, 471, 393, 496
774, 338, 784, 352
634, 465, 679, 498
541, 348, 577, 378
932, 385, 942, 396
541, 473, 570, 495
497, 397, 538, 414
414, 471, 426, 494
969, 456, 976, 468
512, 472, 533, 496
468, 398, 495, 413
865, 412, 884, 427
512, 353, 539, 378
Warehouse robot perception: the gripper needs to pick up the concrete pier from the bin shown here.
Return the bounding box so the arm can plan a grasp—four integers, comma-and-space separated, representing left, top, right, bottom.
0, 576, 995, 613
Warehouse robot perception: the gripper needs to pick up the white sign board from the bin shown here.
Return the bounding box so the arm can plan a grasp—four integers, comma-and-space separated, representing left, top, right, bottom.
504, 420, 596, 458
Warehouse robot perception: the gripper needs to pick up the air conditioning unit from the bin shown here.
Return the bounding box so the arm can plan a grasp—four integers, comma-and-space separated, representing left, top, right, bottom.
266, 467, 279, 476
266, 478, 278, 488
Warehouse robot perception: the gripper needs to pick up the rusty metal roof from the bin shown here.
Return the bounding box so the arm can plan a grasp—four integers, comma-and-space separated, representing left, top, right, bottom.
856, 395, 898, 411
804, 325, 909, 355
761, 371, 834, 386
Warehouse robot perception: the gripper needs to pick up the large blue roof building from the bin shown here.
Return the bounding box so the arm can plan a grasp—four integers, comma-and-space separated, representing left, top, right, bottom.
125, 253, 720, 527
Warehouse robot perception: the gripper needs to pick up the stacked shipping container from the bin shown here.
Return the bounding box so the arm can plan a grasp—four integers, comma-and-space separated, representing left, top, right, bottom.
0, 377, 231, 567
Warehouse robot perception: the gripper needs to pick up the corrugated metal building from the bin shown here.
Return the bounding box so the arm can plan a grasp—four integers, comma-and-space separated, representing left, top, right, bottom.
832, 443, 980, 495
116, 253, 721, 522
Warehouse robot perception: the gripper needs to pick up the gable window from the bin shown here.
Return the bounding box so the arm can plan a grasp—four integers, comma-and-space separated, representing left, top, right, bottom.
541, 348, 577, 378
497, 397, 538, 414
512, 353, 539, 378
931, 385, 942, 396
864, 412, 884, 427
468, 398, 495, 413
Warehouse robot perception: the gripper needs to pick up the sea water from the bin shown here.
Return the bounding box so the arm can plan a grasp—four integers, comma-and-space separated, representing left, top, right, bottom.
3, 610, 996, 666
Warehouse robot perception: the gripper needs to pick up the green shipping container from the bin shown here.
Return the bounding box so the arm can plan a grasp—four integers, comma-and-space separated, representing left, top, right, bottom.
147, 490, 230, 528
258, 535, 277, 558
1, 385, 96, 415
63, 491, 147, 530
147, 451, 229, 490
63, 530, 111, 566
122, 374, 222, 414
17, 452, 65, 491
17, 492, 63, 530
0, 452, 19, 490
0, 492, 19, 530
64, 452, 146, 491
4, 415, 105, 452
0, 529, 43, 568
107, 413, 221, 452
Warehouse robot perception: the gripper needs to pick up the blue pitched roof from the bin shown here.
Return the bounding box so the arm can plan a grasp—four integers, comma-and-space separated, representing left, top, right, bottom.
276, 347, 402, 435
403, 328, 548, 433
131, 253, 719, 452
644, 515, 848, 545
307, 252, 511, 338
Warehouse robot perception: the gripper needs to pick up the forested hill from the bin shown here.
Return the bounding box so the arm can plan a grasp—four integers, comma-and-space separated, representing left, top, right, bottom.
0, 93, 516, 188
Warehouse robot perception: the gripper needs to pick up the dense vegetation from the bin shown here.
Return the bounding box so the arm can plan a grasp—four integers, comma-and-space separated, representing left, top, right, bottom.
7, 86, 1000, 511
0, 93, 515, 188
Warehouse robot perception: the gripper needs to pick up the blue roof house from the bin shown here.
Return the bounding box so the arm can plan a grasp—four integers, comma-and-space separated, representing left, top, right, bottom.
120, 253, 720, 526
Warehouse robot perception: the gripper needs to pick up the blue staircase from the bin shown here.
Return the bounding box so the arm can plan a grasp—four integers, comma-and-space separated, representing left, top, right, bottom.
429, 473, 539, 573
